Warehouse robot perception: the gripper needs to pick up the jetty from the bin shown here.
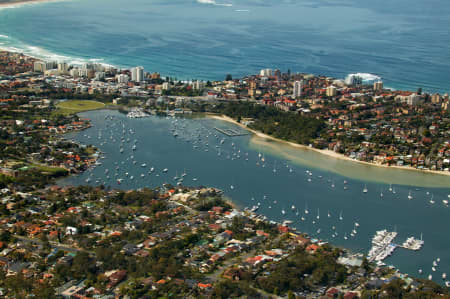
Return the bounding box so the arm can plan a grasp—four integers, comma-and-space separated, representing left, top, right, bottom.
214, 127, 250, 137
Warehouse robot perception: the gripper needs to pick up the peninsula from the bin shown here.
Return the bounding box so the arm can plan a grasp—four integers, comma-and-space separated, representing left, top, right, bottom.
1, 50, 449, 175
0, 50, 450, 297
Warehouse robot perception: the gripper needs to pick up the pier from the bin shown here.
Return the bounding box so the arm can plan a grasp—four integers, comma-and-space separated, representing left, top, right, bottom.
214, 127, 250, 137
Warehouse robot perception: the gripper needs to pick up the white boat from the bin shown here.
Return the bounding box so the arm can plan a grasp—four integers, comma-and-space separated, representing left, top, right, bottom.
380, 190, 383, 198
304, 203, 309, 214
281, 209, 286, 215
339, 211, 343, 221
428, 274, 432, 280
163, 168, 168, 173
363, 184, 368, 193
430, 194, 435, 204
316, 208, 320, 220
443, 199, 449, 206
389, 184, 392, 192
283, 220, 293, 226
291, 205, 296, 211
141, 163, 146, 167
443, 273, 447, 280
408, 190, 413, 200
327, 211, 331, 218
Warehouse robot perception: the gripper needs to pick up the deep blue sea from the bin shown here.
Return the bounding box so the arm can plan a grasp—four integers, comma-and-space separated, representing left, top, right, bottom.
1, 0, 450, 93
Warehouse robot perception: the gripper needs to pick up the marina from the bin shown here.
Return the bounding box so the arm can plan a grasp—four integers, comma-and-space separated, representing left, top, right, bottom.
126, 108, 149, 118
59, 110, 450, 285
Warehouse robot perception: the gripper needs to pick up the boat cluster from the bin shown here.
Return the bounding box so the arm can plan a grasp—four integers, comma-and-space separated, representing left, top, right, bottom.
126, 108, 149, 118
367, 230, 398, 263
401, 236, 424, 251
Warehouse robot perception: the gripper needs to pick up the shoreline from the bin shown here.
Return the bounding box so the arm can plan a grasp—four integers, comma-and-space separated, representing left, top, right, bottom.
207, 114, 450, 178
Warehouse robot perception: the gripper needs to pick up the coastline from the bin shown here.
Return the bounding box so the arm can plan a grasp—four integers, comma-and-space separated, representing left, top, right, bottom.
207, 114, 450, 178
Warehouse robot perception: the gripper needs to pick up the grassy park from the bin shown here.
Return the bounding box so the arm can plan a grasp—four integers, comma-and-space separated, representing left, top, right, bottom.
54, 100, 105, 115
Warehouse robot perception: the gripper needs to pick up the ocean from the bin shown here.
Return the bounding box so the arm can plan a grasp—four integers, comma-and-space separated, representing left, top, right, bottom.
1, 0, 450, 93
59, 110, 450, 284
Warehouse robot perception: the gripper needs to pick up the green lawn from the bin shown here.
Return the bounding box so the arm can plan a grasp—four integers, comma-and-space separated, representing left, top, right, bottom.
30, 164, 69, 177
54, 100, 105, 115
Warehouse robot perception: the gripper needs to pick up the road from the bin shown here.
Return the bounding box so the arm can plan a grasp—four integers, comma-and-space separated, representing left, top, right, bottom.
15, 235, 94, 254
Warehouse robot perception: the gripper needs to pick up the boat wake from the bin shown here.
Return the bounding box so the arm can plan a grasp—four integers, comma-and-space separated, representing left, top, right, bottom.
197, 0, 232, 7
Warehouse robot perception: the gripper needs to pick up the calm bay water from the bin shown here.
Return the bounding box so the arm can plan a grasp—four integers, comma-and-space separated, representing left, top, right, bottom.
59, 110, 450, 284
1, 0, 450, 92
